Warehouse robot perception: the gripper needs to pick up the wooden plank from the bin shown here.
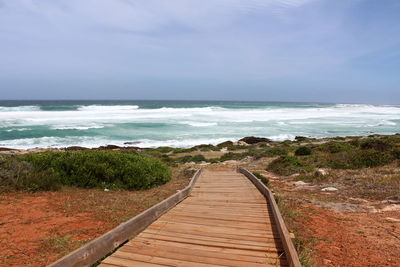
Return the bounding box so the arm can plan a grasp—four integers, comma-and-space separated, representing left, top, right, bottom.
117, 243, 285, 267
147, 221, 278, 238
124, 238, 282, 258
107, 251, 225, 267
102, 256, 169, 267
145, 224, 280, 242
138, 231, 283, 249
121, 242, 287, 265
131, 235, 281, 252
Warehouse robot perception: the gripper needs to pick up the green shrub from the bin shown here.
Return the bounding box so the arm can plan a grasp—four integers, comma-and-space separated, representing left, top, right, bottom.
350, 150, 394, 168
193, 144, 219, 151
328, 150, 394, 169
320, 142, 354, 153
267, 156, 312, 176
0, 159, 62, 192
262, 146, 289, 157
176, 154, 206, 163
295, 146, 312, 156
360, 138, 392, 152
253, 172, 269, 186
219, 152, 236, 161
216, 141, 233, 148
0, 151, 171, 192
393, 148, 400, 159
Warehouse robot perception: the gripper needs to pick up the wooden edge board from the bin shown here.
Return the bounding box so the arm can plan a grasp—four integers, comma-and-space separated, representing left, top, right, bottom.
238, 167, 302, 267
48, 168, 202, 267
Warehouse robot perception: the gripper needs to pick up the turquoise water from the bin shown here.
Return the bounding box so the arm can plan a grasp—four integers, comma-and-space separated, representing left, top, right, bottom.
0, 100, 399, 149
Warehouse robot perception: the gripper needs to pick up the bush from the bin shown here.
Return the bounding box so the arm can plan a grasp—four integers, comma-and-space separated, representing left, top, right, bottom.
253, 172, 269, 186
350, 150, 394, 168
360, 138, 392, 152
295, 146, 312, 156
193, 144, 219, 151
177, 154, 206, 163
328, 150, 394, 169
262, 146, 289, 157
0, 151, 171, 192
267, 156, 313, 176
216, 141, 233, 148
320, 142, 354, 153
393, 148, 400, 159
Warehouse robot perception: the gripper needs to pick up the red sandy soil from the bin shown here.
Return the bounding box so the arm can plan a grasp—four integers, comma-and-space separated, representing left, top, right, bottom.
0, 173, 190, 267
0, 193, 109, 266
293, 203, 400, 267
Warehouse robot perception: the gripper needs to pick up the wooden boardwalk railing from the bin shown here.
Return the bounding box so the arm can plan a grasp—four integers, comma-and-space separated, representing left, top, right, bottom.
99, 169, 300, 267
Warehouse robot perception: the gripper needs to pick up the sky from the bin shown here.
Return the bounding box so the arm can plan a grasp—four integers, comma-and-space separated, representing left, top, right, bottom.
0, 0, 399, 104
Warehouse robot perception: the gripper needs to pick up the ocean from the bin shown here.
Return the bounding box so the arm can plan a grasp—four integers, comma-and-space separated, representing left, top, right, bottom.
0, 100, 399, 149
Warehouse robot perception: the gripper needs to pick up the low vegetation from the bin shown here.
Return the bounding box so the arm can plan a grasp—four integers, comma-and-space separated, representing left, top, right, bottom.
252, 172, 269, 185
0, 151, 171, 192
267, 135, 400, 176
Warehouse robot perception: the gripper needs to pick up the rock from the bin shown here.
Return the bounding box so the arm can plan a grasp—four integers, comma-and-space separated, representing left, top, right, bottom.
385, 217, 400, 223
98, 145, 121, 150
121, 146, 140, 150
221, 160, 237, 165
239, 136, 272, 144
295, 136, 308, 141
220, 147, 228, 152
321, 187, 338, 192
289, 233, 295, 239
315, 168, 328, 176
236, 141, 249, 146
124, 141, 141, 145
241, 156, 254, 162
323, 259, 333, 265
381, 204, 400, 212
65, 146, 89, 151
0, 147, 15, 151
349, 197, 369, 204
293, 181, 309, 187
104, 188, 110, 192
381, 199, 400, 204
290, 173, 300, 177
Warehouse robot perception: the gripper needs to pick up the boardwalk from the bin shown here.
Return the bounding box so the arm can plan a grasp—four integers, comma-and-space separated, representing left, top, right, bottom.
100, 169, 287, 267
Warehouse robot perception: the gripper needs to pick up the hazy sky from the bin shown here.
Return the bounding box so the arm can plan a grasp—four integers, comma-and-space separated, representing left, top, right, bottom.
1, 0, 399, 103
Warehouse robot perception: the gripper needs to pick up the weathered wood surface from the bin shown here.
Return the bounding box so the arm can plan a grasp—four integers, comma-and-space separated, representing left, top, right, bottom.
100, 169, 290, 267
49, 169, 201, 267
239, 168, 301, 267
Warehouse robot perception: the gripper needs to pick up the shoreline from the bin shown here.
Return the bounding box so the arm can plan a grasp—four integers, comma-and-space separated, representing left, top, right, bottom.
1, 133, 399, 155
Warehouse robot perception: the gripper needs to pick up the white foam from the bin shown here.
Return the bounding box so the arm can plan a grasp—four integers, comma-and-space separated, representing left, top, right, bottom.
267, 134, 296, 141
50, 125, 105, 130
182, 122, 218, 127
5, 128, 31, 132
0, 106, 40, 112
77, 105, 139, 111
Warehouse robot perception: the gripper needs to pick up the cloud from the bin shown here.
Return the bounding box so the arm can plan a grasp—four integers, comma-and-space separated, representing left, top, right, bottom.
3, 0, 315, 33
1, 0, 400, 103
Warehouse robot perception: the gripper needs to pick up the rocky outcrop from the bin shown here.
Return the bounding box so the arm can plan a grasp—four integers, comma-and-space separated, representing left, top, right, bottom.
98, 145, 121, 150
0, 147, 15, 151
239, 136, 271, 144
65, 146, 90, 151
